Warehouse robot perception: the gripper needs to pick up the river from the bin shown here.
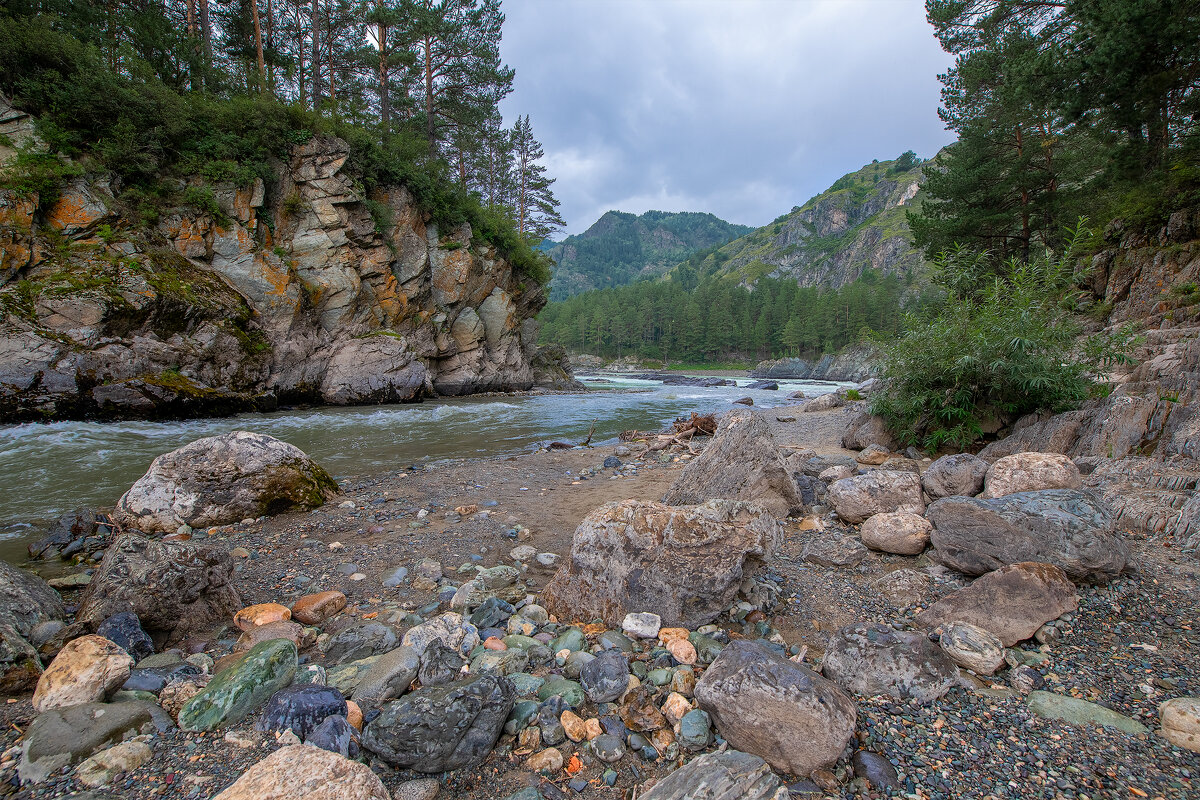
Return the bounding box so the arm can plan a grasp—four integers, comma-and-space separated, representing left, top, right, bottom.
0, 374, 847, 555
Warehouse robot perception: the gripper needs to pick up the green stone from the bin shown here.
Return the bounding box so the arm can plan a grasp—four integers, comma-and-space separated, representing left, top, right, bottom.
550, 627, 586, 653
647, 668, 673, 686
630, 661, 648, 679
678, 709, 712, 750
688, 634, 723, 664
507, 673, 545, 696
1026, 691, 1149, 736
537, 677, 585, 707
178, 639, 297, 731
326, 654, 382, 693
505, 699, 539, 734
110, 690, 157, 703
503, 635, 540, 650
597, 631, 634, 652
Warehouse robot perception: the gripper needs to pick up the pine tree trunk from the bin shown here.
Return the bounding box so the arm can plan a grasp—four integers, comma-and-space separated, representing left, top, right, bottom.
266, 0, 275, 91
311, 0, 322, 110
327, 4, 336, 110
199, 0, 212, 86
424, 34, 436, 155
378, 22, 390, 129
250, 0, 266, 92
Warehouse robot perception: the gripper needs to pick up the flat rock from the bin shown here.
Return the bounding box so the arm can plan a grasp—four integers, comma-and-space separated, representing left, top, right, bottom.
212, 744, 389, 800
695, 640, 856, 776
821, 623, 959, 703
980, 453, 1081, 499
18, 700, 172, 784
1026, 690, 1149, 735
915, 562, 1078, 647
640, 749, 787, 800
179, 639, 297, 731
234, 603, 291, 631
827, 471, 924, 524
800, 535, 867, 567
352, 645, 421, 709
542, 499, 777, 629
922, 453, 988, 499
33, 635, 134, 712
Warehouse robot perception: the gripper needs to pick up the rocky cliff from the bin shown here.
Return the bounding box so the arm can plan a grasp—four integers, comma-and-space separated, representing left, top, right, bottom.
0, 103, 573, 422
681, 156, 930, 289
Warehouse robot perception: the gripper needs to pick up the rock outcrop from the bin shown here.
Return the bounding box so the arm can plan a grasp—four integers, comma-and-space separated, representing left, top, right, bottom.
751, 343, 880, 383
0, 560, 64, 692
0, 119, 567, 422
541, 500, 778, 629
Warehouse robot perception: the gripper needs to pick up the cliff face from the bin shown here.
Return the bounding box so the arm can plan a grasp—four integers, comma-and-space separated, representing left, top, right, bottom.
0, 108, 567, 421
687, 157, 929, 288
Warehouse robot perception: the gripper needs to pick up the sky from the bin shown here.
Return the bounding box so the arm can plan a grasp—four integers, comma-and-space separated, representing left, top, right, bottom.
498, 0, 957, 236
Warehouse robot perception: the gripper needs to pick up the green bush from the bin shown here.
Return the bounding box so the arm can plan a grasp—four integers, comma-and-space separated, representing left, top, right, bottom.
870, 222, 1136, 450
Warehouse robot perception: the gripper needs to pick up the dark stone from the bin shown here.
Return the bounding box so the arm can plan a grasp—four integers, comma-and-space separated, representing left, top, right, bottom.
469, 597, 514, 629
821, 623, 959, 703
746, 380, 779, 391
305, 713, 359, 758
791, 474, 826, 506
733, 397, 754, 406
580, 649, 629, 703
418, 640, 464, 687
28, 510, 99, 559
362, 673, 516, 772
97, 612, 154, 662
325, 620, 399, 664
256, 684, 347, 739
853, 750, 900, 790
353, 645, 421, 709
122, 662, 202, 693
639, 750, 785, 800
603, 456, 622, 469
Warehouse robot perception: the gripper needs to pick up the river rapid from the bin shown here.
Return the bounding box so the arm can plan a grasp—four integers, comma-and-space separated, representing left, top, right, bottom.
0, 374, 848, 556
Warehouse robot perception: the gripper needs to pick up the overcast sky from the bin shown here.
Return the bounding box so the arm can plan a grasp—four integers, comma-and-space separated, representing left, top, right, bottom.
498, 0, 956, 236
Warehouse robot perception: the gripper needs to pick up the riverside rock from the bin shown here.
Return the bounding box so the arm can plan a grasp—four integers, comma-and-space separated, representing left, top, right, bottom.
1026, 691, 1149, 735
32, 635, 134, 712
95, 612, 154, 662
580, 649, 630, 703
178, 638, 297, 730
291, 591, 347, 625
305, 714, 357, 757
401, 612, 479, 657
661, 408, 804, 517
915, 562, 1078, 647
112, 432, 338, 532
327, 620, 400, 664
640, 749, 787, 800
212, 744, 389, 800
76, 740, 153, 787
820, 623, 959, 703
827, 471, 924, 524
75, 534, 242, 643
0, 560, 65, 691
936, 622, 1005, 675
362, 673, 515, 772
1159, 697, 1200, 752
542, 500, 777, 629
234, 603, 291, 631
17, 700, 172, 784
980, 452, 1082, 499
922, 453, 988, 499
256, 684, 347, 739
859, 511, 932, 555
621, 612, 662, 639
695, 639, 856, 776
926, 490, 1127, 582
351, 645, 421, 709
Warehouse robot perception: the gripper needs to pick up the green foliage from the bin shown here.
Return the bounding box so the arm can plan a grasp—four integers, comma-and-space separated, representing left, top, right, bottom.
181, 186, 226, 223
870, 223, 1135, 450
0, 147, 83, 210
844, 388, 862, 401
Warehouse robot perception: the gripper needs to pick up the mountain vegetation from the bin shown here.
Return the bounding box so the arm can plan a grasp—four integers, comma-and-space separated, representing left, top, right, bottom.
0, 0, 561, 282
544, 210, 752, 300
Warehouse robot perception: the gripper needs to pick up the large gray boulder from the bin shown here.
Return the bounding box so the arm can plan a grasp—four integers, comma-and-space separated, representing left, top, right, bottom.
842, 413, 897, 452
18, 700, 172, 784
76, 534, 242, 644
541, 500, 777, 629
112, 431, 338, 533
980, 453, 1081, 499
640, 750, 788, 800
662, 408, 803, 517
0, 561, 64, 692
922, 453, 988, 499
361, 674, 515, 772
926, 489, 1127, 583
827, 470, 924, 524
820, 623, 960, 703
695, 640, 856, 777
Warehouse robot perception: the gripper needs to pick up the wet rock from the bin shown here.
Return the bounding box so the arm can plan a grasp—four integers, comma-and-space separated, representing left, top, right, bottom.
859, 512, 932, 555
291, 591, 347, 625
827, 471, 924, 524
418, 640, 464, 686
212, 744, 389, 800
1026, 690, 1149, 735
580, 649, 629, 703
76, 740, 153, 787
76, 534, 242, 644
1159, 697, 1200, 752
980, 453, 1081, 499
800, 534, 867, 567
33, 634, 135, 712
234, 603, 292, 631
352, 645, 420, 709
821, 623, 959, 703
179, 639, 298, 731
639, 749, 786, 800
0, 560, 65, 692
305, 714, 357, 757
112, 432, 338, 533
695, 639, 856, 776
122, 662, 202, 693
922, 453, 988, 499
915, 562, 1078, 647
852, 751, 900, 790
28, 509, 100, 559
937, 622, 1005, 675
95, 612, 153, 662
401, 612, 479, 657
542, 499, 777, 629
257, 684, 347, 739
926, 490, 1127, 583
327, 621, 399, 664
362, 673, 515, 772
18, 700, 172, 784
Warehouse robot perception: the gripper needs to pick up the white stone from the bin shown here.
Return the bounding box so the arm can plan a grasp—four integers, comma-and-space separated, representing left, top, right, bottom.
622, 612, 662, 639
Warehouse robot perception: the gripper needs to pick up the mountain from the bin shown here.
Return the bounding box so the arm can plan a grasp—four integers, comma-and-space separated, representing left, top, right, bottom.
545, 210, 753, 300
672, 155, 930, 289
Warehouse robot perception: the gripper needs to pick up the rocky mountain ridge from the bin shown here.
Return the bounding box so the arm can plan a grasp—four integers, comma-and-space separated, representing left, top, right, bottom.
0, 101, 574, 422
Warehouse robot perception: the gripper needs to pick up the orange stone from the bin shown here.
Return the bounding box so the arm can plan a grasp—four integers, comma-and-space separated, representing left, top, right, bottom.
666, 638, 697, 665
658, 627, 690, 643
483, 637, 507, 651
236, 620, 307, 651
290, 590, 347, 625
581, 623, 607, 636
345, 700, 363, 730
234, 603, 292, 631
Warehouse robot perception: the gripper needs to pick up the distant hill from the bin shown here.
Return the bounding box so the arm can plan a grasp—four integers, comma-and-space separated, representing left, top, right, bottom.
544, 210, 753, 300
671, 154, 931, 290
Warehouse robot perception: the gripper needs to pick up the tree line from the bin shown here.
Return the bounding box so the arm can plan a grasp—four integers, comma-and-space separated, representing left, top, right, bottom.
539, 271, 934, 365
0, 0, 563, 242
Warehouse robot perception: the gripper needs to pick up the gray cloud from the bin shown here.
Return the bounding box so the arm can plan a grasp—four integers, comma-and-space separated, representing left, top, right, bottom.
499, 0, 956, 235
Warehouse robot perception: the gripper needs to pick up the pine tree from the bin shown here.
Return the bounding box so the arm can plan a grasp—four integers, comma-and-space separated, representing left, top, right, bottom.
511, 114, 564, 240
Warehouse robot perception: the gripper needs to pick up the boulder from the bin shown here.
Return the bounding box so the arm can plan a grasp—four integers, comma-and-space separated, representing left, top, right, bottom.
327, 620, 400, 664
820, 623, 959, 703
662, 408, 804, 517
922, 454, 988, 499
351, 645, 421, 709
256, 684, 348, 739
213, 744, 390, 800
541, 500, 777, 629
694, 640, 856, 777
1026, 691, 1149, 736
926, 490, 1127, 582
76, 534, 242, 644
95, 612, 154, 662
980, 453, 1081, 499
854, 444, 890, 465
18, 700, 172, 784
842, 414, 897, 452
0, 560, 64, 692
915, 562, 1078, 647
32, 635, 134, 712
859, 512, 932, 555
640, 750, 787, 800
112, 431, 338, 533
1159, 697, 1200, 752
827, 471, 924, 524
362, 673, 515, 772
400, 612, 479, 657
937, 622, 1005, 676
178, 639, 298, 731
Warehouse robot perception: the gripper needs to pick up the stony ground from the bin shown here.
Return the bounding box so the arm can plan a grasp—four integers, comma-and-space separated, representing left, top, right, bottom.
2, 406, 1198, 799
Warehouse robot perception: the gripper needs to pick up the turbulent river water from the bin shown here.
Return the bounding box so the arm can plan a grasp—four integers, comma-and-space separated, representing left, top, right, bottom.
0, 374, 847, 554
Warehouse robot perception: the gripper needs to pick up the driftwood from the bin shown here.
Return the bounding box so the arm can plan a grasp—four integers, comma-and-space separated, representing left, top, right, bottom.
672, 412, 717, 436
619, 429, 651, 442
